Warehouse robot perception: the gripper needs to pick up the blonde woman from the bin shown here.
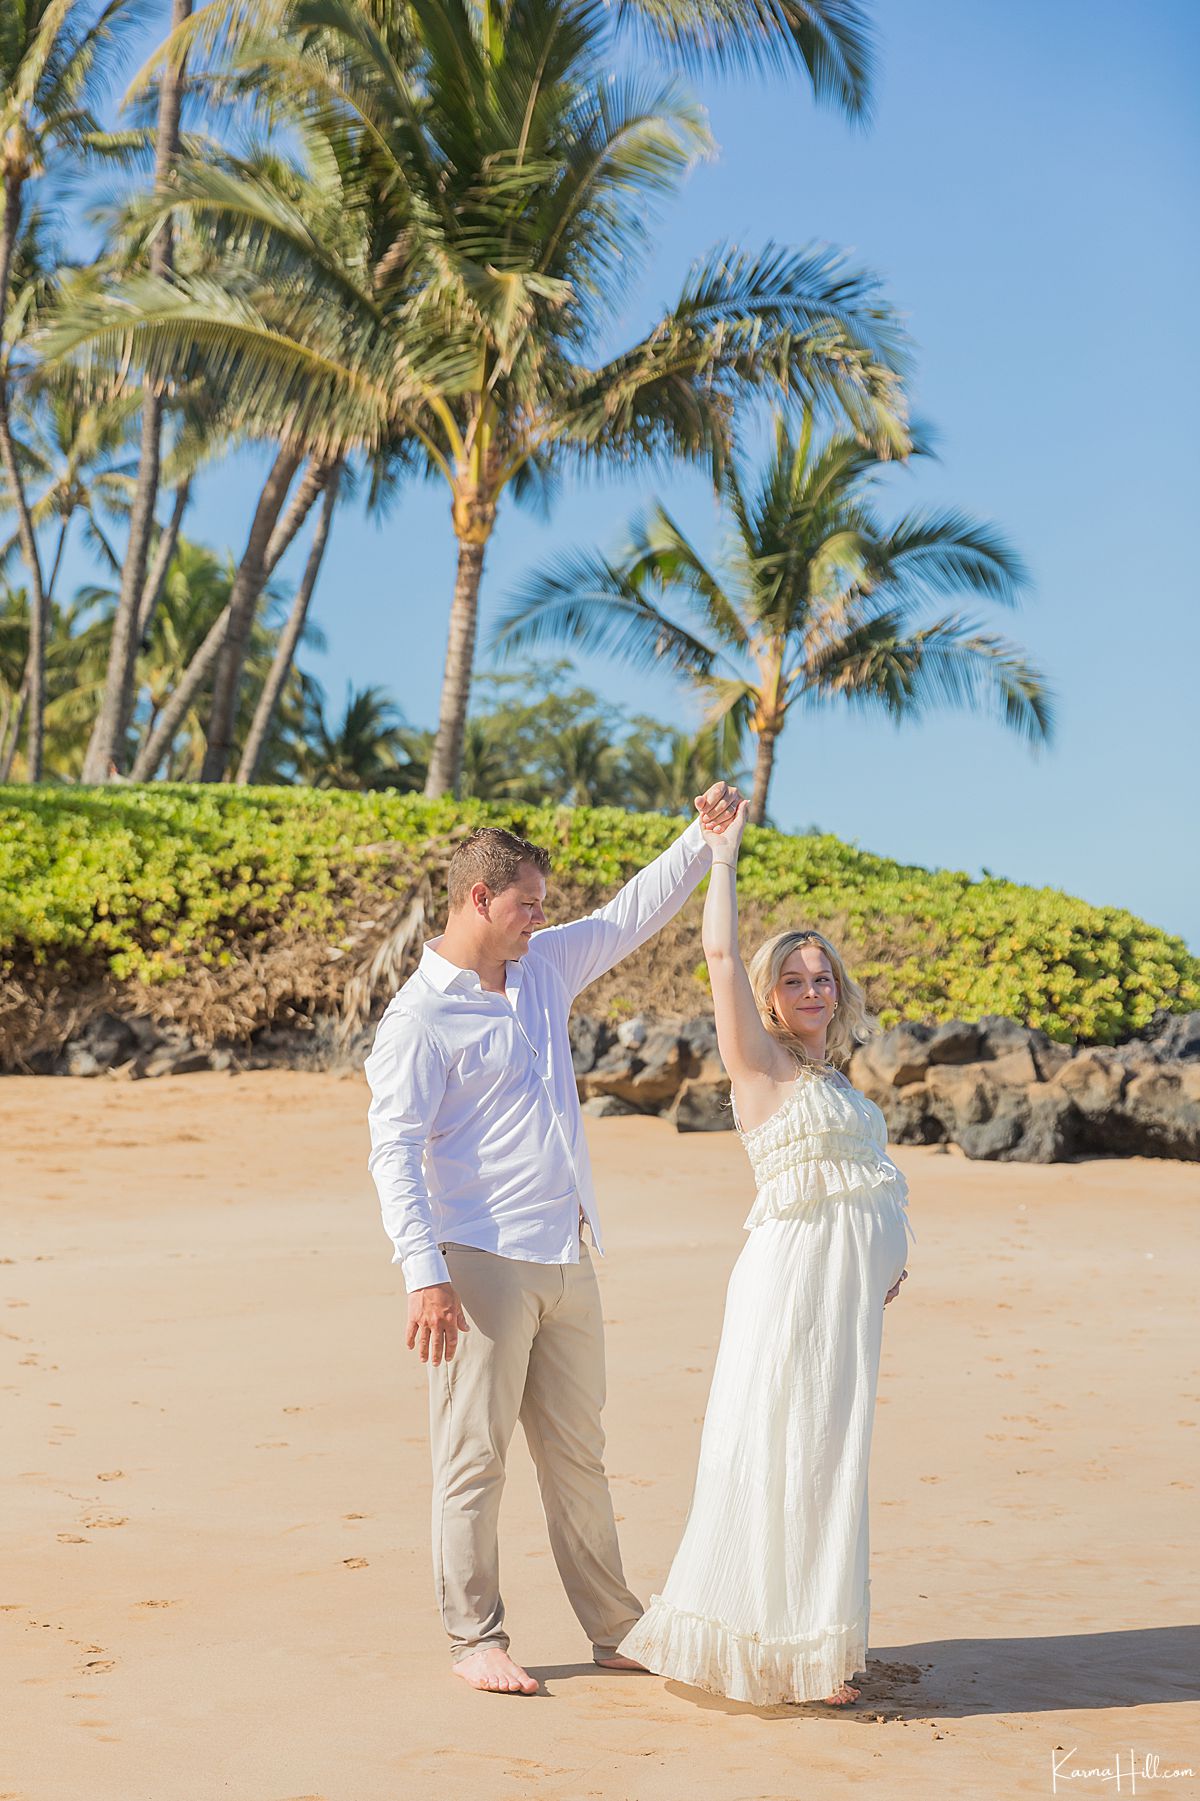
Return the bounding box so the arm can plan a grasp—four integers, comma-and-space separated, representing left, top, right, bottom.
619, 800, 914, 1706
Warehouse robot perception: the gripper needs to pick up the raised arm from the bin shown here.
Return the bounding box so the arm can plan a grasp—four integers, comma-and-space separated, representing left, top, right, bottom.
701, 800, 797, 1112
528, 783, 739, 1001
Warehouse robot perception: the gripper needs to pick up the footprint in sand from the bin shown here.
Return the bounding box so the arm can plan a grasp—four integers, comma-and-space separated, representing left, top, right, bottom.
135, 1600, 178, 1609
81, 1660, 116, 1673
342, 1558, 369, 1569
96, 1471, 124, 1482
78, 1515, 127, 1529
57, 1534, 89, 1544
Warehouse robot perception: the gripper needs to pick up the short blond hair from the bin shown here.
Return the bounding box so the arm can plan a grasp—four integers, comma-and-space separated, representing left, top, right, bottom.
446, 827, 551, 911
746, 929, 877, 1068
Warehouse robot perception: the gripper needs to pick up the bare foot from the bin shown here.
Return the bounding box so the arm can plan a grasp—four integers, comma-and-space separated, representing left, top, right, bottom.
594, 1652, 650, 1671
822, 1680, 861, 1706
452, 1647, 539, 1694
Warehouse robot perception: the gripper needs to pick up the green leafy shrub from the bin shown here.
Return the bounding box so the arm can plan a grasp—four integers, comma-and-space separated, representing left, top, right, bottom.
1, 785, 1196, 1045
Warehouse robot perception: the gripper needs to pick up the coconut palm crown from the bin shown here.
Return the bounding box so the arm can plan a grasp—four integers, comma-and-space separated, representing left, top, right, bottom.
40, 0, 911, 792
492, 413, 1055, 822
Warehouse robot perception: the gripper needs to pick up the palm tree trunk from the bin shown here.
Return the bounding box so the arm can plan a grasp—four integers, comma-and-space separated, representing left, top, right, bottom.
81, 0, 193, 785
748, 722, 779, 826
137, 476, 190, 642
425, 497, 495, 798
199, 445, 304, 781
133, 448, 303, 782
0, 176, 49, 782
45, 517, 69, 601
263, 457, 327, 575
83, 392, 163, 779
236, 464, 339, 784
129, 599, 229, 781
0, 670, 27, 782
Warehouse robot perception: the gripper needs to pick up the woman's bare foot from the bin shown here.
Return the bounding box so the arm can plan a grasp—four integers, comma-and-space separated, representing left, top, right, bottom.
452, 1647, 539, 1694
594, 1652, 649, 1671
822, 1680, 861, 1706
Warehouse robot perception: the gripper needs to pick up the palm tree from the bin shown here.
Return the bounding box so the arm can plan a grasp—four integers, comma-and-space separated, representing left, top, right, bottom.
543, 717, 626, 807
81, 0, 194, 783
494, 413, 1055, 823
298, 684, 416, 791
1, 378, 139, 587
458, 715, 528, 801
0, 0, 137, 779
52, 0, 908, 794
47, 154, 338, 781
123, 445, 323, 780
235, 457, 340, 783
0, 580, 117, 779
0, 581, 30, 775
623, 720, 743, 815
0, 359, 143, 760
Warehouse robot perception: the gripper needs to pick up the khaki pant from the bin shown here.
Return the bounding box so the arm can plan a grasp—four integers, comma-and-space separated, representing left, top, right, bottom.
429, 1238, 643, 1664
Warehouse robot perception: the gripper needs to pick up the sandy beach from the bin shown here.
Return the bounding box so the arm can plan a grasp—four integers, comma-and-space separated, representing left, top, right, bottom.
3, 1070, 1198, 1801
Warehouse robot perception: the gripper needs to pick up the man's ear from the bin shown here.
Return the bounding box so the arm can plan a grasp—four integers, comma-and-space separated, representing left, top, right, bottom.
471, 881, 493, 918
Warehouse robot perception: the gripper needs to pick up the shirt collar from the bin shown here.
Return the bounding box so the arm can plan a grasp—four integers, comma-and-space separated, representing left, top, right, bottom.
420, 936, 524, 1000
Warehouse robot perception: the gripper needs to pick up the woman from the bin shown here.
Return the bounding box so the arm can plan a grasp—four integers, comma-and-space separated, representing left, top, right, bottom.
619, 799, 914, 1706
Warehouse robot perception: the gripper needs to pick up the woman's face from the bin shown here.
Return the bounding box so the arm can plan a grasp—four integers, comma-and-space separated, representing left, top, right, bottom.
772, 943, 838, 1041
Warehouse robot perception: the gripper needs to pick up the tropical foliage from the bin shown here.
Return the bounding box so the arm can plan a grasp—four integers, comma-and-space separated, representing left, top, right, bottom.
2, 785, 1196, 1044
494, 414, 1054, 822
1, 0, 915, 791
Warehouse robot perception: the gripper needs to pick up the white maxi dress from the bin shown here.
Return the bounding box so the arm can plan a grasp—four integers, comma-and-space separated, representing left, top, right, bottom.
619, 1065, 916, 1705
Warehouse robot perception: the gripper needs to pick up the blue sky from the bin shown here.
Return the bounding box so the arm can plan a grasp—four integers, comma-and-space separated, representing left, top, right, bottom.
54, 0, 1200, 949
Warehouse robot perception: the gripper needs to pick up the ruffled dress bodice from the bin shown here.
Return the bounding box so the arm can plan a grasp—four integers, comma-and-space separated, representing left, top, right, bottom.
733, 1067, 916, 1241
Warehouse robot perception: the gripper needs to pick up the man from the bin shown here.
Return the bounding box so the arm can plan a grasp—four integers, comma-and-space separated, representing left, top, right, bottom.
364, 783, 741, 1694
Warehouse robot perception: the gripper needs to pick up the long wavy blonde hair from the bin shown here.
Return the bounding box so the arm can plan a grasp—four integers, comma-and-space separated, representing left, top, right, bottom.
746, 929, 878, 1070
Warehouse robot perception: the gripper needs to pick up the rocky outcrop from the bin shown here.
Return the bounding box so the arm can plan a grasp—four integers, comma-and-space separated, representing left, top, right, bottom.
569, 1008, 1200, 1163
11, 997, 1200, 1163
845, 1012, 1200, 1163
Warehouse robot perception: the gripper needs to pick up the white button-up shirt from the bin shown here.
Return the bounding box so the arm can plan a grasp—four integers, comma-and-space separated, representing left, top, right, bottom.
365, 818, 712, 1291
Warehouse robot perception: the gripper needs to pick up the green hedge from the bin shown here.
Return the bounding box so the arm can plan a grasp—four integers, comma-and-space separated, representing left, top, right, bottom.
1, 784, 1197, 1043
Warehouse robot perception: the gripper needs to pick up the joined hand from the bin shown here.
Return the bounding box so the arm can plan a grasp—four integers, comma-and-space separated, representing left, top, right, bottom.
693, 780, 742, 835
698, 793, 750, 861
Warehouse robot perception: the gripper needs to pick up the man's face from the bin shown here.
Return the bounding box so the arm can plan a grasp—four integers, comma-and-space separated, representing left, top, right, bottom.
479, 862, 548, 960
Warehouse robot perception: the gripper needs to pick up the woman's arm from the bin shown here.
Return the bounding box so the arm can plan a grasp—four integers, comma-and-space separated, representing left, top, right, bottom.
701, 801, 797, 1106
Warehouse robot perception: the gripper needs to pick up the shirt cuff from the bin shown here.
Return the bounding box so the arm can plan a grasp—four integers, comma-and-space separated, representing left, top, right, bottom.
400, 1245, 451, 1292
681, 815, 711, 857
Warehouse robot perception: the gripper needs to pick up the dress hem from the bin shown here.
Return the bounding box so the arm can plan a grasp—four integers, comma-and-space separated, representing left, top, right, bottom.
619, 1590, 870, 1707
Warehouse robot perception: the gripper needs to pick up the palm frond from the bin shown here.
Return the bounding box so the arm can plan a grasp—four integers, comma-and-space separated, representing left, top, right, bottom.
801, 605, 1055, 745
490, 547, 720, 676
623, 506, 749, 652
868, 507, 1033, 608
614, 0, 875, 115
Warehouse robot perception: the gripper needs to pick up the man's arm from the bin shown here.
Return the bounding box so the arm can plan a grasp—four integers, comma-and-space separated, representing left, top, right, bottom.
364, 1008, 453, 1292
528, 815, 713, 1001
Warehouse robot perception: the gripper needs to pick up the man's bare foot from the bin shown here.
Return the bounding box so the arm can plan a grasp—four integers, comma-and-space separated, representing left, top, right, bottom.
452, 1647, 539, 1694
822, 1680, 861, 1706
594, 1652, 649, 1671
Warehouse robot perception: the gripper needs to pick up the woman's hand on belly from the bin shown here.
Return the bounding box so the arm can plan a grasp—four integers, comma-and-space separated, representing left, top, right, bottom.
884, 1269, 908, 1306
